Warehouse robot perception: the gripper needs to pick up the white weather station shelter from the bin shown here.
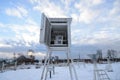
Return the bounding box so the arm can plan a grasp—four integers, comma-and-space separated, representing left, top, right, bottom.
40, 13, 78, 80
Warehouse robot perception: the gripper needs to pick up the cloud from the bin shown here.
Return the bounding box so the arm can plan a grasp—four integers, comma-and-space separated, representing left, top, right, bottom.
0, 52, 14, 59
71, 14, 79, 23
33, 52, 46, 59
71, 24, 120, 46
11, 24, 39, 44
5, 6, 28, 18
74, 0, 102, 24
0, 43, 12, 48
60, 0, 73, 11
109, 0, 120, 16
29, 0, 40, 4
0, 51, 46, 59
79, 9, 99, 24
32, 0, 67, 18
92, 0, 103, 5
25, 18, 38, 25
70, 0, 120, 46
97, 0, 120, 23
0, 18, 40, 47
0, 0, 120, 58
0, 23, 4, 27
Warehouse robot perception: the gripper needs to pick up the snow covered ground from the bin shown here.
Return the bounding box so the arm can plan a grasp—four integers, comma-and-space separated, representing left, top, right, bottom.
0, 62, 120, 80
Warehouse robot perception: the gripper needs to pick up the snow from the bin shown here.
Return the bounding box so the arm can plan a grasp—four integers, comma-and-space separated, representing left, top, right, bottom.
0, 63, 120, 80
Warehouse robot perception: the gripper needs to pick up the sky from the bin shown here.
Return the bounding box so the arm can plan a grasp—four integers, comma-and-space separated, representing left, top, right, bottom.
0, 0, 120, 59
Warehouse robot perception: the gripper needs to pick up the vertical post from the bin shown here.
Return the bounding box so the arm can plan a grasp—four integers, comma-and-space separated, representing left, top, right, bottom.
93, 61, 97, 80
14, 61, 17, 70
93, 54, 97, 80
66, 50, 73, 80
78, 54, 80, 67
1, 62, 5, 72
67, 16, 74, 80
68, 49, 78, 80
107, 57, 110, 71
83, 60, 86, 68
13, 52, 17, 70
40, 47, 50, 80
107, 57, 113, 72
108, 57, 110, 65
44, 50, 52, 80
53, 66, 55, 75
49, 71, 51, 78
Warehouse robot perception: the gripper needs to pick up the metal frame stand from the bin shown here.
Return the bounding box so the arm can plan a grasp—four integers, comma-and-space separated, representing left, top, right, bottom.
40, 47, 78, 80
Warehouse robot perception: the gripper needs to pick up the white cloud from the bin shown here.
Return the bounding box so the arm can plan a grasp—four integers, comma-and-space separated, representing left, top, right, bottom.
71, 29, 84, 44
5, 6, 28, 18
0, 23, 4, 27
92, 30, 120, 45
74, 0, 119, 25
1, 0, 120, 56
12, 24, 39, 44
97, 0, 120, 23
92, 0, 103, 5
29, 0, 40, 4
6, 8, 21, 18
0, 19, 39, 46
27, 52, 47, 60
75, 0, 103, 10
33, 0, 67, 18
71, 14, 79, 23
93, 31, 110, 39
60, 0, 73, 11
0, 43, 12, 48
74, 0, 102, 24
109, 0, 120, 16
0, 51, 46, 59
71, 25, 120, 45
0, 52, 14, 59
25, 18, 37, 25
79, 9, 99, 24
34, 52, 46, 57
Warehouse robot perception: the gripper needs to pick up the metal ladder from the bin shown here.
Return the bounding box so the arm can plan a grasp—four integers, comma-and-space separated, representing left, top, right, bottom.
96, 69, 110, 80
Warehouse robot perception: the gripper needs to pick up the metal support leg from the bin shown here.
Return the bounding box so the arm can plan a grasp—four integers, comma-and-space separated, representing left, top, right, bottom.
40, 49, 50, 80
50, 71, 51, 78
40, 48, 53, 80
68, 49, 78, 80
66, 50, 73, 80
71, 64, 78, 80
44, 66, 48, 80
53, 66, 55, 75
94, 61, 97, 80
44, 51, 52, 80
